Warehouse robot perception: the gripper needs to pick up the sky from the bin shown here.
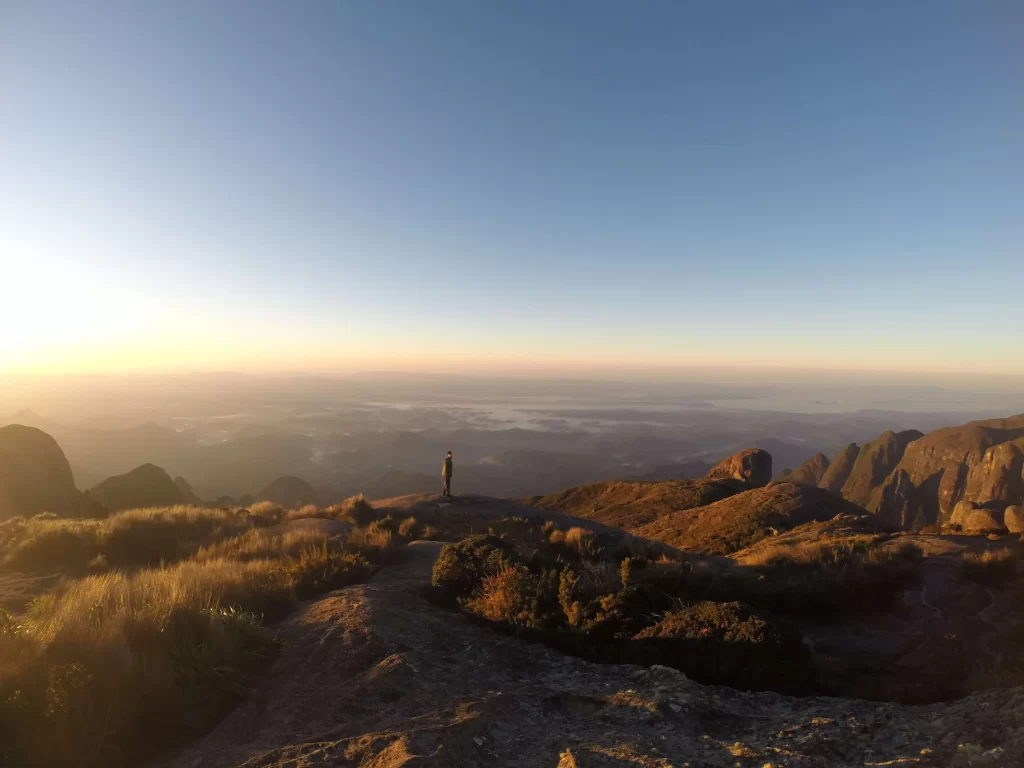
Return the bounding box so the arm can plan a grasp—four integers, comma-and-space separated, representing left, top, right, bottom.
1, 1, 1022, 377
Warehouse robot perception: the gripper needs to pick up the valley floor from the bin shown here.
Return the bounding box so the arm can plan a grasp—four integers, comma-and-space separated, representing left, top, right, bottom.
169, 540, 1021, 768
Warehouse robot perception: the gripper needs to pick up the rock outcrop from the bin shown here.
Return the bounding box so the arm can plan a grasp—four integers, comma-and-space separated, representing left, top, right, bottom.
705, 448, 772, 487
89, 463, 188, 513
0, 425, 82, 519
782, 452, 830, 486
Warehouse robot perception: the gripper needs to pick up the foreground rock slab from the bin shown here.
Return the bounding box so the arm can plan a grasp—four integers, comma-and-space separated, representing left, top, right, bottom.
169, 541, 1023, 768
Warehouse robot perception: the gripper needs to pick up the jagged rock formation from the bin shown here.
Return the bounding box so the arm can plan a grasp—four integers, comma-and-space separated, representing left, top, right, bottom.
0, 425, 82, 519
807, 414, 1024, 532
841, 430, 924, 508
705, 448, 772, 487
819, 442, 859, 493
781, 452, 830, 486
256, 475, 317, 507
89, 463, 188, 512
880, 415, 1024, 528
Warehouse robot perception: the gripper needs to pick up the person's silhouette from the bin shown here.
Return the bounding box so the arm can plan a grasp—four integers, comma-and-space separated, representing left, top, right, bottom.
441, 451, 453, 498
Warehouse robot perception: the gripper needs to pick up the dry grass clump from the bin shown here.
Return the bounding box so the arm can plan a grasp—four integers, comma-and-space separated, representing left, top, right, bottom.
0, 504, 403, 768
1, 506, 278, 575
285, 504, 321, 520
961, 548, 1017, 585
247, 500, 283, 516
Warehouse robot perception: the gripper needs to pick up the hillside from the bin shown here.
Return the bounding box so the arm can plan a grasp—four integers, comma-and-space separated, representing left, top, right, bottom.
0, 425, 82, 520
256, 475, 318, 507
520, 477, 749, 531
89, 463, 188, 512
636, 481, 870, 554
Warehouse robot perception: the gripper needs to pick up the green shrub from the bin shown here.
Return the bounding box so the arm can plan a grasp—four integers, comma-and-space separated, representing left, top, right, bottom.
431, 535, 516, 599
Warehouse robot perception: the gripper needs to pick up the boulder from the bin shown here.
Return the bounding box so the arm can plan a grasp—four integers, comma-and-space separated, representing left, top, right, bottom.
706, 448, 772, 487
963, 508, 1005, 534
951, 500, 982, 527
1004, 505, 1024, 534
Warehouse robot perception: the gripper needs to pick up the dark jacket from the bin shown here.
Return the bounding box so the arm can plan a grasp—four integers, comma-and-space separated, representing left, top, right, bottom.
442, 456, 453, 477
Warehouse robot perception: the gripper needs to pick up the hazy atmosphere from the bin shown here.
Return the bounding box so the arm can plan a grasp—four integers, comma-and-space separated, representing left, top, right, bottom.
2, 1, 1022, 375
3, 3, 1024, 767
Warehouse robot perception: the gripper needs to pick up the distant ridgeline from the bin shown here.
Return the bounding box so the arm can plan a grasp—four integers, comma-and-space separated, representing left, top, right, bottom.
2, 414, 1023, 534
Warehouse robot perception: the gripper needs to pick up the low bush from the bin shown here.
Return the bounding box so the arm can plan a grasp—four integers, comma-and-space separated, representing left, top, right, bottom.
961, 548, 1017, 585
431, 535, 517, 599
629, 601, 811, 693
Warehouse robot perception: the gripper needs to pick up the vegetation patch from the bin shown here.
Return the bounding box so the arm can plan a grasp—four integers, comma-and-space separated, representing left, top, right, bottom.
961, 548, 1017, 585
430, 529, 922, 696
0, 498, 403, 768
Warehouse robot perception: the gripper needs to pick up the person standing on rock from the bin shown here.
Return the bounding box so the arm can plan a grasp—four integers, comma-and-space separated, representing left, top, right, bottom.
441, 451, 453, 498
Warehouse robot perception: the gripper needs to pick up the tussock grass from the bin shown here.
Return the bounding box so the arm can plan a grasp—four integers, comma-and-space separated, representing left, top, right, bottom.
1, 506, 277, 575
0, 499, 402, 768
961, 548, 1017, 585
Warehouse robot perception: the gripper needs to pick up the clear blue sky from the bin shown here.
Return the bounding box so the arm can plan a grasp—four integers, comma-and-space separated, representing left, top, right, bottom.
1, 1, 1022, 374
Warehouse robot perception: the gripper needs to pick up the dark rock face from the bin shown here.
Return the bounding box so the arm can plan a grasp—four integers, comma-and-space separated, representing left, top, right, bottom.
90, 463, 188, 513
783, 453, 830, 487
818, 443, 859, 493
841, 430, 923, 508
705, 448, 772, 487
874, 469, 915, 530
0, 424, 82, 519
257, 476, 317, 507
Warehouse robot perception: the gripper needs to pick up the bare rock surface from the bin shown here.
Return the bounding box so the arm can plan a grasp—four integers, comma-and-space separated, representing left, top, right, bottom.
169, 539, 1024, 768
706, 448, 773, 487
